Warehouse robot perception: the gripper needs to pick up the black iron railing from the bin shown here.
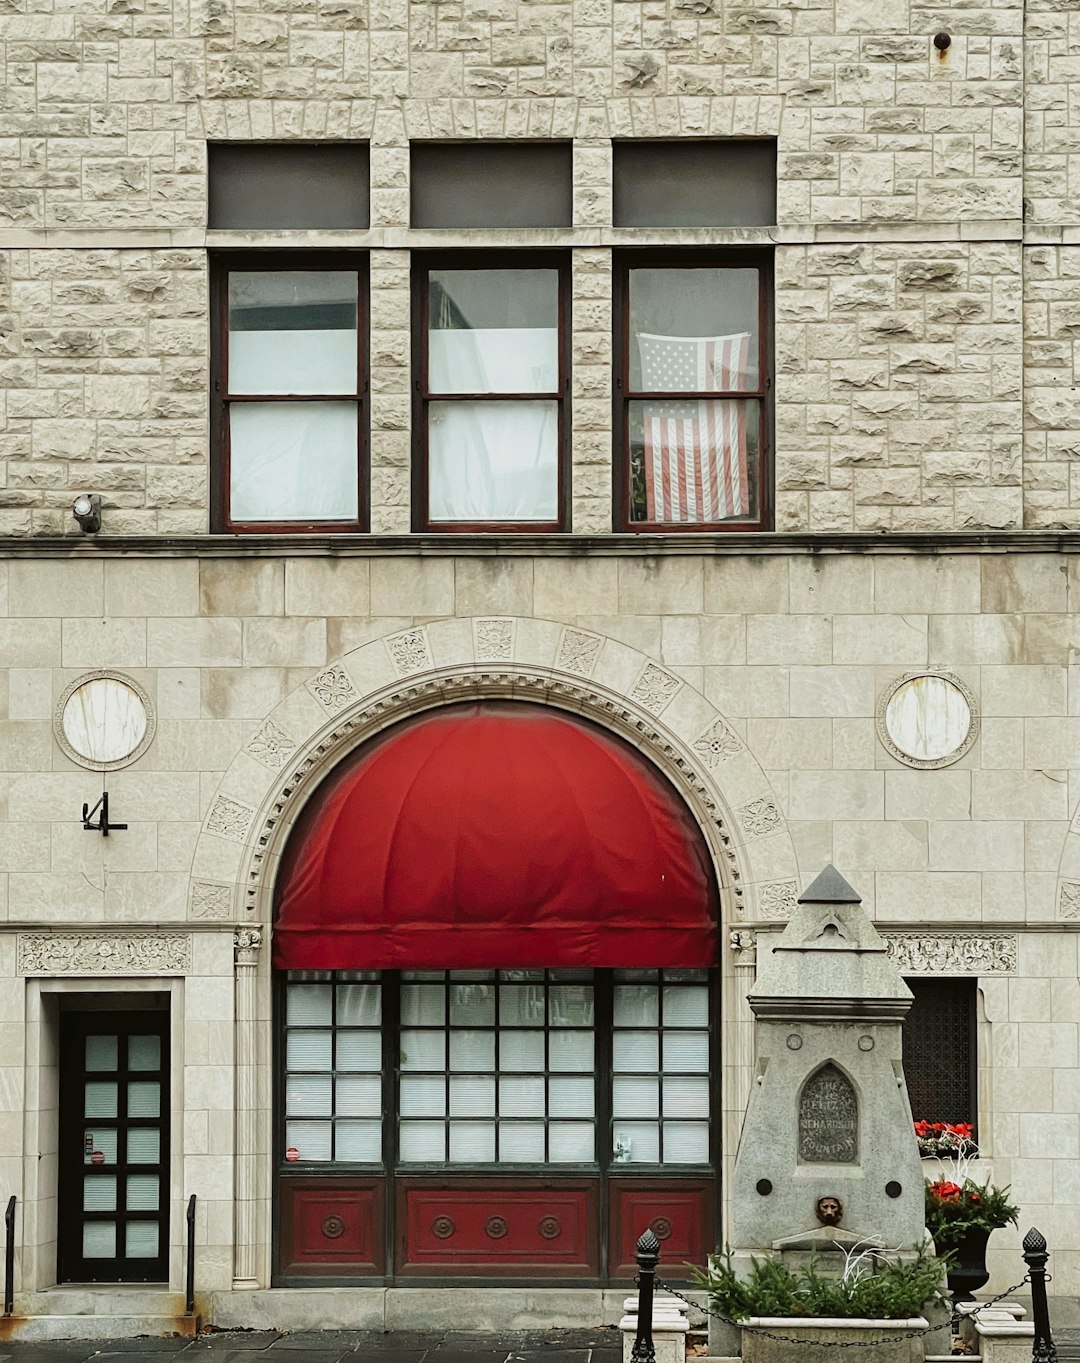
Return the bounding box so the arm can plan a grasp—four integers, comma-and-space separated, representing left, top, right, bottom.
185, 1194, 196, 1316
4, 1194, 14, 1317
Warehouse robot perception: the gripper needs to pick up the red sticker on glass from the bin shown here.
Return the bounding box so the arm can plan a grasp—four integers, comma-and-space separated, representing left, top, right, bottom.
91, 1150, 105, 1165
285, 1146, 299, 1162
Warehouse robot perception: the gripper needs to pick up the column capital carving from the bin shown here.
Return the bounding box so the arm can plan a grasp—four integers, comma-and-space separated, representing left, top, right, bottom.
233, 925, 263, 966
729, 929, 758, 966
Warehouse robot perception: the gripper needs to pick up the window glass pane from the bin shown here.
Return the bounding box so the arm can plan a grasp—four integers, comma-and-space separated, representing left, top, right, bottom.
449, 982, 495, 1026
549, 1122, 593, 1162
663, 1031, 710, 1072
400, 1075, 446, 1117
613, 1031, 658, 1072
629, 269, 759, 391
400, 1120, 445, 1162
664, 1121, 710, 1163
663, 985, 709, 1026
499, 984, 546, 1026
548, 985, 594, 1027
450, 1075, 495, 1116
286, 1120, 331, 1161
429, 270, 558, 393
628, 399, 758, 525
83, 1175, 116, 1212
336, 1120, 381, 1161
126, 1128, 159, 1165
336, 1075, 381, 1116
663, 1075, 710, 1117
401, 984, 444, 1026
82, 1222, 116, 1258
286, 1075, 332, 1117
126, 1174, 159, 1212
449, 1121, 495, 1162
614, 986, 659, 1027
128, 1035, 161, 1071
613, 1121, 659, 1163
336, 1031, 381, 1071
287, 1030, 332, 1071
549, 1030, 592, 1072
228, 271, 358, 396
401, 1030, 445, 1071
549, 1075, 593, 1118
499, 1122, 545, 1162
500, 1030, 544, 1072
85, 1082, 117, 1118
449, 1029, 495, 1071
428, 401, 558, 524
613, 1075, 659, 1119
230, 402, 358, 524
337, 983, 380, 1025
125, 1221, 159, 1258
499, 1075, 545, 1117
128, 1082, 160, 1118
85, 1129, 118, 1165
288, 984, 333, 1025
86, 1036, 118, 1071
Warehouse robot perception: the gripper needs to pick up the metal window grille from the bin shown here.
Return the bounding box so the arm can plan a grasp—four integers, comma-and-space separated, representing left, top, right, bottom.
901, 978, 977, 1134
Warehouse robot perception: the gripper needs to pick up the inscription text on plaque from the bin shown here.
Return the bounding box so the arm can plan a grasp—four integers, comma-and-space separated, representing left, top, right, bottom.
798, 1064, 858, 1163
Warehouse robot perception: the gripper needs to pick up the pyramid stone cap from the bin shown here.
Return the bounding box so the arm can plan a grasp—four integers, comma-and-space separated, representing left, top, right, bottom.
798, 864, 862, 905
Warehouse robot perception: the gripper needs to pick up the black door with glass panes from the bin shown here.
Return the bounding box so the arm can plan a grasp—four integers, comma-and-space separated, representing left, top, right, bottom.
58, 1012, 170, 1282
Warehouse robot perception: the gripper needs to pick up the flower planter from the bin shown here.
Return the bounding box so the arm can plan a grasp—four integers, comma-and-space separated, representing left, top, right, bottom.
944, 1224, 991, 1303
739, 1316, 929, 1363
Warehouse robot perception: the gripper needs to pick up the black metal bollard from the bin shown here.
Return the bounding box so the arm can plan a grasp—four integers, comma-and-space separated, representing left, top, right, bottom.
1022, 1227, 1057, 1363
4, 1195, 14, 1317
631, 1229, 660, 1363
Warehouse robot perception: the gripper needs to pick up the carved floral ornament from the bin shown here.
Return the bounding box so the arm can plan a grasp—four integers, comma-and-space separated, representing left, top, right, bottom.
18, 932, 191, 976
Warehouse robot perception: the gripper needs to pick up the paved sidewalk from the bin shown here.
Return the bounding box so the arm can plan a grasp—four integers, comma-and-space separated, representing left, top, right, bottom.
0, 1327, 626, 1363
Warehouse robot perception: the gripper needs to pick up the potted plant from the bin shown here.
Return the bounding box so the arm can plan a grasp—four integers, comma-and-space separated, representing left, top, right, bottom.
916, 1121, 1019, 1302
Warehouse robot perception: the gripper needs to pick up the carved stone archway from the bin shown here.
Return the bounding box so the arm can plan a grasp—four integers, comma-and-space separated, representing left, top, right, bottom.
183, 616, 799, 1287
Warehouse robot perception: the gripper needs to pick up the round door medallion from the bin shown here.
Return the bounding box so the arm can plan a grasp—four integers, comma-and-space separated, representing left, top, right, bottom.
485, 1216, 509, 1239
538, 1216, 562, 1240
321, 1215, 346, 1239
432, 1215, 456, 1239
877, 672, 978, 769
650, 1217, 673, 1241
55, 671, 155, 771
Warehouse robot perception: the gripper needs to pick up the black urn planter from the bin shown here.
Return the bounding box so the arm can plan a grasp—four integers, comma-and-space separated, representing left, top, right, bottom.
946, 1225, 992, 1303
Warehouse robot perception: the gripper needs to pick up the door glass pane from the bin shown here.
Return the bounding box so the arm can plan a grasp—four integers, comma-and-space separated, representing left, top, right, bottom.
499, 984, 545, 1025
428, 269, 558, 394
230, 402, 359, 524
549, 1075, 593, 1118
663, 1075, 710, 1117
548, 985, 594, 1026
548, 1122, 593, 1162
613, 1075, 659, 1119
288, 984, 333, 1025
401, 984, 444, 1026
400, 1120, 445, 1162
499, 1122, 544, 1162
449, 1029, 495, 1071
449, 1075, 495, 1116
127, 1128, 160, 1165
128, 1035, 161, 1071
400, 1075, 446, 1117
336, 983, 380, 1025
336, 1031, 381, 1071
85, 1082, 117, 1118
287, 1030, 332, 1071
614, 985, 659, 1027
82, 1222, 116, 1258
286, 1075, 332, 1117
126, 1174, 159, 1212
428, 400, 558, 524
85, 1036, 118, 1071
125, 1221, 159, 1258
612, 1121, 659, 1163
663, 1031, 709, 1071
84, 1130, 117, 1165
449, 982, 495, 1026
664, 1121, 710, 1164
400, 1030, 445, 1071
336, 1121, 381, 1162
499, 1030, 543, 1071
628, 398, 759, 525
663, 985, 709, 1026
499, 1075, 545, 1117
229, 271, 358, 396
613, 1032, 658, 1072
335, 1075, 381, 1116
549, 1031, 592, 1072
449, 1120, 495, 1162
128, 1082, 160, 1118
286, 1120, 331, 1161
629, 268, 759, 391
83, 1175, 116, 1212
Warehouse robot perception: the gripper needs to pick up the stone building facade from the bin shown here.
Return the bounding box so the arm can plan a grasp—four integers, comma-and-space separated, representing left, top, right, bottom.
2, 0, 1080, 1335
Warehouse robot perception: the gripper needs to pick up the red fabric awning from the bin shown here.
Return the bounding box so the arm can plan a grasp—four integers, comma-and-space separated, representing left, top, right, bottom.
273, 701, 718, 970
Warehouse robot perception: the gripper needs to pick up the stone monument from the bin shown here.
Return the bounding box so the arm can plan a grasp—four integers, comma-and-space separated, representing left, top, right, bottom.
730, 864, 925, 1264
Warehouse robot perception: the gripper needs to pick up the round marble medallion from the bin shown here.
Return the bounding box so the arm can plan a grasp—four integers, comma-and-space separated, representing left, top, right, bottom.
877, 672, 978, 770
56, 672, 155, 771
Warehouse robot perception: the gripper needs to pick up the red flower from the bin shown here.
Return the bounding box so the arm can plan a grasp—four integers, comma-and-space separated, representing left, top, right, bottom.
914, 1121, 932, 1137
929, 1181, 962, 1202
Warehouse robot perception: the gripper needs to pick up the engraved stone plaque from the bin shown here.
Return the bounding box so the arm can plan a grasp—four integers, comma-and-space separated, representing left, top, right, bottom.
798, 1064, 858, 1164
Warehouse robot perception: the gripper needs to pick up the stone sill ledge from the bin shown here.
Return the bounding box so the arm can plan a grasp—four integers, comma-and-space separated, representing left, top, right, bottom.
745, 1318, 928, 1329
4, 530, 1080, 559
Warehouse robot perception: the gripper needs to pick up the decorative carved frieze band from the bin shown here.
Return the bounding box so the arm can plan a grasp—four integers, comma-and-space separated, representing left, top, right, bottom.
17, 931, 191, 976
883, 932, 1017, 975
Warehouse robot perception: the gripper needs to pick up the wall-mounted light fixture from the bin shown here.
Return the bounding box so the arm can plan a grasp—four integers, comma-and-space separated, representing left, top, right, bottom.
72, 493, 102, 533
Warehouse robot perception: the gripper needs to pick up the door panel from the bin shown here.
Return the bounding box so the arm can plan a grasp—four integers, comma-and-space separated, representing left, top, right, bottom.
59, 1011, 170, 1283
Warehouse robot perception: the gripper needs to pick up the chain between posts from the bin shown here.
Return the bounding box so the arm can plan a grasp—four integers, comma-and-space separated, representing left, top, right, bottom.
654, 1273, 1033, 1350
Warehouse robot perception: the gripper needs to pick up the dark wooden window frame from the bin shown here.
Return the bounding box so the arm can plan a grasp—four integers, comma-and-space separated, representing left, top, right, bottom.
411, 249, 571, 534
210, 250, 370, 534
613, 248, 773, 533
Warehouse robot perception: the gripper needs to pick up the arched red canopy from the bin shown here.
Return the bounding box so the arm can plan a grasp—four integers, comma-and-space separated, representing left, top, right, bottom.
273, 701, 718, 970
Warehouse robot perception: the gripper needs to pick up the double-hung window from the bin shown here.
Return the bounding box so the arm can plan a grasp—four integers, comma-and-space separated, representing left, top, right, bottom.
615, 252, 770, 531
414, 254, 569, 531
212, 254, 367, 532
